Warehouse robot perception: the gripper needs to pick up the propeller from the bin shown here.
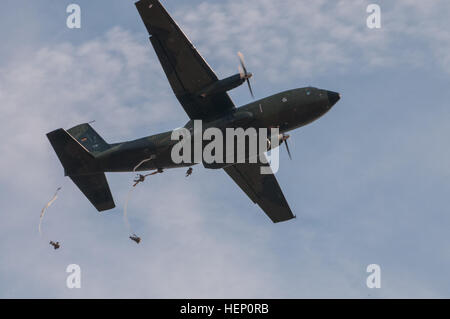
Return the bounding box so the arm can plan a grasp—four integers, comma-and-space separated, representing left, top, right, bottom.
238, 52, 254, 99
282, 134, 292, 160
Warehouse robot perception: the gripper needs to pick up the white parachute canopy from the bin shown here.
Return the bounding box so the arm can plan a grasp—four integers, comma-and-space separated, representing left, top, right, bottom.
39, 187, 62, 235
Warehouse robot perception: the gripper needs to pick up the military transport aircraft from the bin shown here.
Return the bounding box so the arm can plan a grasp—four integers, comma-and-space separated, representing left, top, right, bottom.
46, 0, 340, 223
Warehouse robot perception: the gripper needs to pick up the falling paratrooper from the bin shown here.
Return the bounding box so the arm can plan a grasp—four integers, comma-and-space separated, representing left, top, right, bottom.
49, 241, 60, 250
129, 234, 141, 244
132, 168, 164, 187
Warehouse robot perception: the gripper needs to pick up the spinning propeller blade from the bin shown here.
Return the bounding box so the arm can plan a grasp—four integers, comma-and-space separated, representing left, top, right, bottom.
238, 52, 254, 99
282, 134, 292, 160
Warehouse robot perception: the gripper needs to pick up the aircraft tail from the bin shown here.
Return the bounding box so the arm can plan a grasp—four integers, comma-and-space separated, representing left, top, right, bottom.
46, 127, 115, 212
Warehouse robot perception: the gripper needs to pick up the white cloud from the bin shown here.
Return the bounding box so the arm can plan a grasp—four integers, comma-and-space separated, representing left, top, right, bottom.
172, 0, 450, 81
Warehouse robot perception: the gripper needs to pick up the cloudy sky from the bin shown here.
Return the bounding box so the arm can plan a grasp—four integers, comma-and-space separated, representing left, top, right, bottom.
1, 0, 450, 298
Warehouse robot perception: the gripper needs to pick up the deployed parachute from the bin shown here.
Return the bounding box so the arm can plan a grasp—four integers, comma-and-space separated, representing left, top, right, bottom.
123, 157, 157, 238
39, 187, 62, 235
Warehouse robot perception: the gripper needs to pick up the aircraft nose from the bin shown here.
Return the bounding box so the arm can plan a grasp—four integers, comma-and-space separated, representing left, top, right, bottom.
327, 91, 341, 107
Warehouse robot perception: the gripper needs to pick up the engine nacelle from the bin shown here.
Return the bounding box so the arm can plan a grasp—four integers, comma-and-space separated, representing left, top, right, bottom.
198, 74, 245, 98
266, 134, 286, 151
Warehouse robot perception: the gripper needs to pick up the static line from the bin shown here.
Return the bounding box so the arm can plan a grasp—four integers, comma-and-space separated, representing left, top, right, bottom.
39, 187, 62, 235
124, 157, 157, 233
133, 156, 155, 172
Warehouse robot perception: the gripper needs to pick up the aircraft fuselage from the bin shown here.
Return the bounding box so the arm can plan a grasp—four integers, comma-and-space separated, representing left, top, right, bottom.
96, 87, 339, 172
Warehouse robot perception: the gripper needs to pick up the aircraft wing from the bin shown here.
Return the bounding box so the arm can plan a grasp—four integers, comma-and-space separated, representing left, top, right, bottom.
224, 157, 295, 223
135, 0, 235, 119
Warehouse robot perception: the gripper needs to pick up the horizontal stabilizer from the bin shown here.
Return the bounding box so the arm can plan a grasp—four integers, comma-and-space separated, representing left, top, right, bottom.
47, 129, 98, 176
70, 173, 115, 212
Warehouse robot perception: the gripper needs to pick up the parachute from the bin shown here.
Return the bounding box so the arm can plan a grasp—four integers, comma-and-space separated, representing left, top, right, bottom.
39, 187, 62, 235
123, 157, 157, 239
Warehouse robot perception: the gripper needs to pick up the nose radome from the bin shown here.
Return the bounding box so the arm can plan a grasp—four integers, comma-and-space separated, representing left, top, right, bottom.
327, 91, 340, 107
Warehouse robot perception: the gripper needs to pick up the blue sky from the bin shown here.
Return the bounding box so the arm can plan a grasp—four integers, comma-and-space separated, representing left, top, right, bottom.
1, 0, 450, 298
